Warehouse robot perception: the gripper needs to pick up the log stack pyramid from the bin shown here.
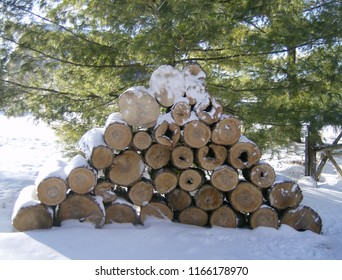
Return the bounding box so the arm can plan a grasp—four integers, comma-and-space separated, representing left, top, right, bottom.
12, 64, 323, 234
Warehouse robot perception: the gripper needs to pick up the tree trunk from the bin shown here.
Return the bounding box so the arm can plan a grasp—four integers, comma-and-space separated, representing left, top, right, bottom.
178, 207, 208, 227
179, 168, 205, 192
12, 185, 53, 232
132, 130, 152, 151
118, 86, 160, 128
93, 179, 117, 204
35, 160, 68, 206
171, 98, 191, 126
140, 194, 173, 224
210, 165, 239, 192
166, 188, 192, 211
78, 127, 114, 170
151, 168, 178, 194
281, 205, 322, 234
56, 194, 105, 228
65, 155, 97, 194
195, 184, 223, 211
228, 181, 263, 214
105, 198, 137, 225
227, 136, 261, 169
242, 161, 276, 189
153, 119, 180, 149
171, 145, 194, 169
196, 144, 227, 171
211, 116, 241, 146
183, 120, 211, 148
248, 205, 279, 229
266, 178, 303, 211
104, 113, 133, 150
194, 96, 223, 125
144, 143, 171, 169
107, 150, 144, 186
128, 178, 154, 206
209, 204, 245, 228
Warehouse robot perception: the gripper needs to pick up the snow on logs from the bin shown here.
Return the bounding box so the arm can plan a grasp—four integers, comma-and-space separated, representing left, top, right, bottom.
11, 63, 323, 234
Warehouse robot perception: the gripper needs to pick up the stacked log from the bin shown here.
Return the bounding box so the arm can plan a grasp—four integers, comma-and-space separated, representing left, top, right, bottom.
12, 63, 323, 235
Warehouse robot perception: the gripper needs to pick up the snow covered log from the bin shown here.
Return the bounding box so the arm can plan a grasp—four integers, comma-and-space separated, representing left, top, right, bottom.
211, 115, 241, 146
171, 97, 191, 126
194, 96, 223, 125
132, 130, 152, 151
140, 194, 173, 224
118, 86, 160, 128
93, 179, 117, 204
281, 205, 322, 234
182, 63, 207, 105
78, 127, 114, 170
153, 117, 180, 149
248, 205, 279, 229
178, 206, 208, 227
171, 145, 194, 170
151, 167, 179, 194
166, 188, 192, 211
65, 155, 97, 194
210, 165, 239, 192
195, 144, 227, 171
56, 194, 105, 228
195, 184, 223, 211
209, 204, 245, 228
242, 161, 276, 189
105, 197, 138, 225
35, 160, 68, 206
178, 168, 205, 192
104, 113, 133, 150
144, 143, 171, 169
183, 119, 211, 148
128, 178, 154, 207
12, 185, 54, 232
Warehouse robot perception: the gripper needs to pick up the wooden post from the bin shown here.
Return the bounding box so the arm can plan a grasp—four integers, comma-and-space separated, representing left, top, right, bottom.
304, 124, 316, 178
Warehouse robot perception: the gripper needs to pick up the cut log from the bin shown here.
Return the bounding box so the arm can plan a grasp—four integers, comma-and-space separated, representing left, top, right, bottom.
210, 165, 239, 192
132, 130, 152, 151
266, 178, 303, 211
35, 160, 68, 206
209, 204, 245, 228
281, 205, 322, 234
171, 97, 191, 126
183, 120, 211, 148
211, 115, 241, 146
128, 178, 154, 206
144, 143, 171, 169
178, 207, 208, 227
153, 117, 181, 149
152, 168, 178, 194
195, 184, 223, 211
78, 127, 114, 170
56, 194, 105, 228
171, 145, 194, 170
65, 154, 97, 194
227, 136, 261, 169
12, 185, 53, 232
140, 195, 173, 224
228, 181, 263, 214
242, 161, 276, 189
105, 198, 137, 224
248, 205, 279, 229
107, 150, 144, 186
166, 188, 192, 211
104, 112, 133, 150
93, 179, 117, 203
182, 63, 207, 105
149, 65, 186, 107
194, 95, 223, 125
118, 86, 160, 128
196, 144, 227, 171
179, 168, 205, 192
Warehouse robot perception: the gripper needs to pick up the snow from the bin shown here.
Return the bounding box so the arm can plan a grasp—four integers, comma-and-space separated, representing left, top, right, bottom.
0, 113, 342, 263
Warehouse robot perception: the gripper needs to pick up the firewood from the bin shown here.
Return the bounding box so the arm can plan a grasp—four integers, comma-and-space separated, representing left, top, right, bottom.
194, 95, 223, 125
107, 150, 144, 186
210, 165, 239, 192
196, 144, 227, 171
209, 204, 245, 228
227, 136, 261, 169
166, 188, 192, 211
178, 207, 208, 227
182, 63, 207, 105
105, 197, 138, 224
242, 161, 276, 189
93, 179, 117, 203
78, 127, 114, 170
179, 168, 205, 192
65, 155, 97, 194
211, 115, 241, 146
144, 143, 171, 169
118, 86, 160, 128
149, 65, 186, 107
151, 168, 179, 194
266, 177, 303, 211
171, 145, 194, 170
12, 185, 53, 232
248, 205, 279, 229
104, 112, 133, 150
171, 97, 191, 126
56, 193, 105, 228
228, 181, 263, 214
281, 205, 322, 234
183, 119, 211, 148
195, 183, 223, 211
132, 130, 152, 151
153, 116, 180, 149
140, 194, 173, 224
35, 160, 68, 206
128, 178, 154, 206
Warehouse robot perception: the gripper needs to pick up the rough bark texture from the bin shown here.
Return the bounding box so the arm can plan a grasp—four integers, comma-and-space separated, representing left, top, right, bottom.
210, 165, 239, 192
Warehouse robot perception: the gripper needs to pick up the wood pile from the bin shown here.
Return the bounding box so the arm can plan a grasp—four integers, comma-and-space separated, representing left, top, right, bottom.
12, 64, 323, 234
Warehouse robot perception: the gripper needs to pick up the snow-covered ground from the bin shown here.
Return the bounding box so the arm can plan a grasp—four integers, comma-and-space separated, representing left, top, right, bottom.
0, 113, 341, 263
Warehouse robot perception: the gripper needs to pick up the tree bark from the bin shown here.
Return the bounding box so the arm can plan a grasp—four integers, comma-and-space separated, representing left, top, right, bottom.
166, 188, 192, 211
194, 96, 223, 125
210, 165, 239, 192
153, 119, 180, 149
195, 184, 223, 211
178, 207, 208, 227
183, 120, 211, 148
93, 179, 117, 204
132, 130, 152, 151
242, 161, 276, 189
128, 178, 154, 206
209, 204, 245, 228
171, 145, 194, 169
144, 143, 171, 169
196, 144, 227, 171
104, 113, 133, 150
179, 168, 205, 192
151, 168, 179, 194
171, 98, 191, 126
248, 205, 279, 229
211, 115, 241, 146
105, 198, 137, 224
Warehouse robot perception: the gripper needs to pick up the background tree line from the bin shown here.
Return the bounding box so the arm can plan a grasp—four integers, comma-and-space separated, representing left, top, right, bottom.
1, 0, 341, 153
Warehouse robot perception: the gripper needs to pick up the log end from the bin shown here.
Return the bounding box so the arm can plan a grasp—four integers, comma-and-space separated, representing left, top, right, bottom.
178, 207, 208, 227
140, 202, 173, 224
37, 177, 67, 206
